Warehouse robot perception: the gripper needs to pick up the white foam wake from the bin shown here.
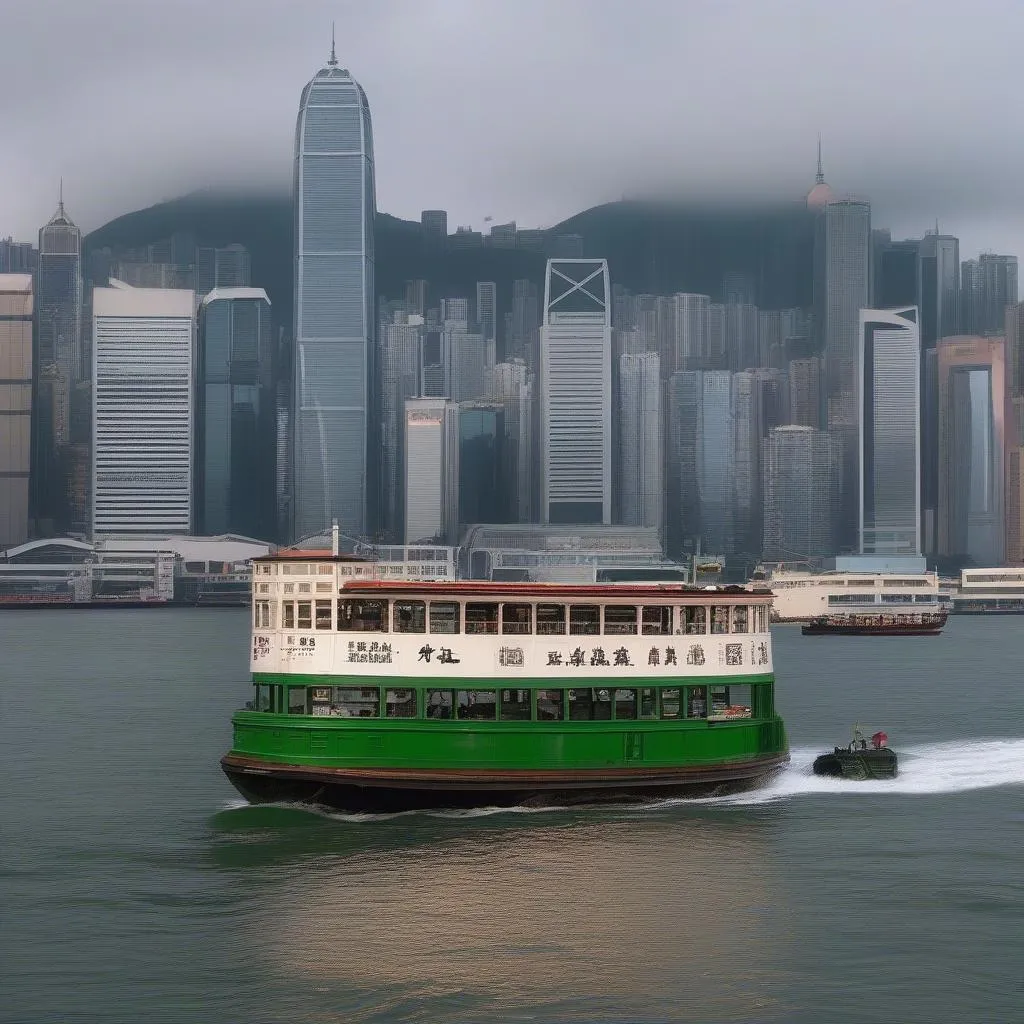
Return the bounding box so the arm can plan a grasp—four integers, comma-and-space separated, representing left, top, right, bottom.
705, 738, 1024, 806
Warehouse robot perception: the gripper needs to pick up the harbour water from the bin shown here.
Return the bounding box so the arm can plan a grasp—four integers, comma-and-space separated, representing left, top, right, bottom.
2, 609, 1022, 1023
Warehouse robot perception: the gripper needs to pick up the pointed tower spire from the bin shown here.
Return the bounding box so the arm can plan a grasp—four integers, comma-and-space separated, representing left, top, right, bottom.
328, 22, 338, 66
815, 135, 824, 185
58, 177, 65, 217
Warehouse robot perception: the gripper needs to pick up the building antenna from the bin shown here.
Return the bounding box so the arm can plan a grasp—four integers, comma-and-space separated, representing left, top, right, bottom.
58, 176, 64, 215
816, 134, 824, 185
328, 22, 338, 66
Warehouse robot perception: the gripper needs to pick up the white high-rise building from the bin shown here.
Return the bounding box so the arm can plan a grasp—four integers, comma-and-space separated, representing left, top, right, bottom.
292, 42, 376, 541
858, 307, 922, 555
539, 259, 611, 525
489, 359, 535, 523
672, 293, 710, 371
404, 397, 459, 544
92, 282, 195, 537
616, 352, 662, 530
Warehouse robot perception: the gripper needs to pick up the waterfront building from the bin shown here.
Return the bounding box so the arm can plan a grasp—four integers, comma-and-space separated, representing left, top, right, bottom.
33, 191, 83, 535
936, 335, 1008, 565
615, 352, 662, 530
858, 307, 921, 556
539, 259, 611, 525
0, 274, 33, 551
761, 425, 839, 561
91, 283, 195, 537
196, 288, 275, 540
403, 397, 459, 544
767, 567, 939, 622
292, 43, 376, 542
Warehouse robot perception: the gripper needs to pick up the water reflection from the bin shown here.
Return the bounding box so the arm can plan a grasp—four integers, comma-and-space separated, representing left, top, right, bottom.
229, 810, 795, 1020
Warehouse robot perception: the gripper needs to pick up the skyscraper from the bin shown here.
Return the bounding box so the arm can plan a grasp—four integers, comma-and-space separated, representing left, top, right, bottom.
196, 288, 275, 539
0, 274, 33, 551
858, 307, 921, 555
666, 370, 702, 555
937, 336, 1008, 565
488, 359, 535, 523
92, 283, 195, 537
762, 426, 839, 560
539, 259, 611, 525
195, 243, 252, 296
615, 352, 662, 530
671, 293, 710, 371
33, 190, 83, 534
404, 397, 459, 544
698, 370, 734, 555
292, 41, 376, 541
788, 357, 821, 427
918, 232, 960, 348
475, 281, 497, 345
458, 402, 507, 524
962, 255, 1018, 335
821, 198, 872, 550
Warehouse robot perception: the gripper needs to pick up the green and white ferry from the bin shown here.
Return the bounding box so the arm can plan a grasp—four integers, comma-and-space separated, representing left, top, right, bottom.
221, 549, 788, 810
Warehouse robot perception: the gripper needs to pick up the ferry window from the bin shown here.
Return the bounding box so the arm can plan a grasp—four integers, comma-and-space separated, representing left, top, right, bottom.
296, 601, 312, 630
683, 606, 706, 634
537, 604, 566, 635
732, 606, 748, 633
466, 603, 499, 634
283, 602, 295, 629
710, 606, 729, 634
568, 687, 612, 720
501, 603, 532, 634
309, 686, 334, 716
752, 684, 773, 718
686, 686, 708, 719
536, 688, 564, 720
569, 605, 600, 635
394, 601, 426, 633
385, 688, 417, 718
288, 687, 307, 714
331, 686, 381, 717
661, 688, 681, 719
317, 563, 333, 575
426, 690, 453, 719
708, 684, 752, 720
500, 688, 531, 720
429, 601, 460, 633
604, 605, 638, 635
457, 690, 497, 720
255, 684, 273, 712
639, 687, 657, 718
298, 582, 312, 594
254, 600, 272, 628
315, 600, 332, 630
642, 606, 672, 635
338, 599, 389, 631
614, 688, 637, 719
283, 583, 294, 595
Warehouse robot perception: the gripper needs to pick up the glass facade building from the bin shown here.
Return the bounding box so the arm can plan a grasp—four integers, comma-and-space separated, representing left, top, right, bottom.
196, 288, 275, 540
292, 49, 376, 541
858, 307, 921, 556
0, 274, 33, 551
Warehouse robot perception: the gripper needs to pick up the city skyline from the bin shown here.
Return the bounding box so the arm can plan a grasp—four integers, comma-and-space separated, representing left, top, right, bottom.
3, 2, 1024, 262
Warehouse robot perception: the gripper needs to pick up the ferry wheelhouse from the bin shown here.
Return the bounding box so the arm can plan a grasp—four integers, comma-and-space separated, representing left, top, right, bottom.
221, 552, 788, 811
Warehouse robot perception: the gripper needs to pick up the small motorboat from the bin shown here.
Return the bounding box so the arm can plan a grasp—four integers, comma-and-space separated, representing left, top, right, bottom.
812, 729, 898, 780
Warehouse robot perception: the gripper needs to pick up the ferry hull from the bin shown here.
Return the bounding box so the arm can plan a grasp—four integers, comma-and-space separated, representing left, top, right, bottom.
220, 752, 790, 812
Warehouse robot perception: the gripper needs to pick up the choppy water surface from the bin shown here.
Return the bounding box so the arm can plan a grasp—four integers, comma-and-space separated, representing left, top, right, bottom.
2, 610, 1022, 1022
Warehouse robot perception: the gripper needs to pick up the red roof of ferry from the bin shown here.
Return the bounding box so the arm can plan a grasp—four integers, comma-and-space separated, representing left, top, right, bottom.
338, 579, 772, 600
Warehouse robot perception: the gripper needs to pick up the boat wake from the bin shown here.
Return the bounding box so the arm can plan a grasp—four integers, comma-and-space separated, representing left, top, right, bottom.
700, 738, 1024, 806
217, 738, 1024, 823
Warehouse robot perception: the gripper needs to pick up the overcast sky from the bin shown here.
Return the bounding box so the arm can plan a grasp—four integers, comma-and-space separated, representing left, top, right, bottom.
2, 0, 1024, 260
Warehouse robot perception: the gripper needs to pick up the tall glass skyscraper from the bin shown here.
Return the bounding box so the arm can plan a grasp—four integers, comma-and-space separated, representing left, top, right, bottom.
292, 43, 376, 541
858, 307, 921, 555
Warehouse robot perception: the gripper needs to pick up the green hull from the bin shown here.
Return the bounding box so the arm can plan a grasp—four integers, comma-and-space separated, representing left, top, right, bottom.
223, 671, 788, 810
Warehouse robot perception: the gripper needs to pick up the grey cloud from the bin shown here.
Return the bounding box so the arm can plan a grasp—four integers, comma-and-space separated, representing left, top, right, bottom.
2, 0, 1024, 260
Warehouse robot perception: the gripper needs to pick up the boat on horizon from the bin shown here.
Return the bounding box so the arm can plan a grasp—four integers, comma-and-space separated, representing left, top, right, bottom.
220, 547, 789, 812
801, 608, 947, 636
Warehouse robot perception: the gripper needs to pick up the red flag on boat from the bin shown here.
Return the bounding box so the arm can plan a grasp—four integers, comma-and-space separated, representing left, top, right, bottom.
871, 731, 888, 749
